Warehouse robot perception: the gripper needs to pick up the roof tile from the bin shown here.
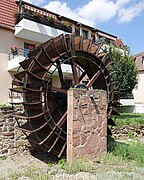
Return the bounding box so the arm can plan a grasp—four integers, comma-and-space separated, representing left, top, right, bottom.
0, 0, 18, 29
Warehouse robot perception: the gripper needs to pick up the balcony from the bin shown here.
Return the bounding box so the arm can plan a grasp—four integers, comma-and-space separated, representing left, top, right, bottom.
8, 48, 25, 71
14, 10, 72, 43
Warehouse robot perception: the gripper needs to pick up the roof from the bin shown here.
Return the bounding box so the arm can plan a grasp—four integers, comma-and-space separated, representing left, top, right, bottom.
133, 52, 144, 71
0, 0, 18, 29
114, 38, 124, 47
95, 29, 117, 39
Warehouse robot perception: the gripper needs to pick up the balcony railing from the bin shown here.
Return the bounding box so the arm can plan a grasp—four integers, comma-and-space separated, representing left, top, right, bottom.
16, 11, 72, 33
9, 48, 26, 60
120, 94, 134, 99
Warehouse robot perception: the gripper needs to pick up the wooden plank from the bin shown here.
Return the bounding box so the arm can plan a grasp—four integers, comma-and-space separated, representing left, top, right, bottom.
41, 46, 53, 62
14, 71, 25, 81
33, 57, 49, 72
20, 58, 32, 70
87, 38, 93, 53
10, 87, 23, 93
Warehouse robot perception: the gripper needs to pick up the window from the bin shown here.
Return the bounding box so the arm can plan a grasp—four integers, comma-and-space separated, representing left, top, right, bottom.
24, 43, 35, 57
82, 29, 88, 39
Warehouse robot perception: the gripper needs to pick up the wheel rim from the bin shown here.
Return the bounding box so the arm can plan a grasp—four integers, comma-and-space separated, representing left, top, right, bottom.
11, 34, 119, 157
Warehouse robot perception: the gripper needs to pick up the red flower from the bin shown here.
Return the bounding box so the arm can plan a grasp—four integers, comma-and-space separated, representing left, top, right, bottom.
29, 46, 34, 49
11, 47, 18, 53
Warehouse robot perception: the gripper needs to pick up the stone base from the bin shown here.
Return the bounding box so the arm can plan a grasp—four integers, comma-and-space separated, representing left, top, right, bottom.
67, 89, 107, 162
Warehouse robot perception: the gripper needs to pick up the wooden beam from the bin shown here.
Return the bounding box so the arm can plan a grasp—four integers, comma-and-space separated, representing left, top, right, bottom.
86, 70, 101, 88
56, 60, 66, 89
71, 59, 79, 85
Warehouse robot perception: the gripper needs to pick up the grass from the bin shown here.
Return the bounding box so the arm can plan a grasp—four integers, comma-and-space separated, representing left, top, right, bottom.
109, 141, 144, 167
113, 113, 144, 127
58, 158, 96, 174
0, 156, 7, 160
23, 168, 49, 180
8, 171, 21, 180
3, 168, 49, 180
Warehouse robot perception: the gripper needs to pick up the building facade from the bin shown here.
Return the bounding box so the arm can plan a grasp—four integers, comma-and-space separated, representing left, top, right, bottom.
119, 52, 144, 113
0, 0, 124, 104
133, 52, 144, 113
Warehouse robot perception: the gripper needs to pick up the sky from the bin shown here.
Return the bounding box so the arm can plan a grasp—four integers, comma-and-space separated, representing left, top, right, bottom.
25, 0, 144, 55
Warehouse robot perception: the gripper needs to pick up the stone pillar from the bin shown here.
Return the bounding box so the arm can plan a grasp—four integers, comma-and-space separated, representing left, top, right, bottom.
67, 89, 107, 162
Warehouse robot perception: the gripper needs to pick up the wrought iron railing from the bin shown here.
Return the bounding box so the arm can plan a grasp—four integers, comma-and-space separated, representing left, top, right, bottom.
9, 48, 26, 60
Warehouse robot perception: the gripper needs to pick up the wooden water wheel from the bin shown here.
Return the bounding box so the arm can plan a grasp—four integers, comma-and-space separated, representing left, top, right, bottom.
10, 34, 119, 157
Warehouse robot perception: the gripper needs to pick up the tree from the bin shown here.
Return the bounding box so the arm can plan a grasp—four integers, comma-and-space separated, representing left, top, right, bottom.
108, 46, 138, 97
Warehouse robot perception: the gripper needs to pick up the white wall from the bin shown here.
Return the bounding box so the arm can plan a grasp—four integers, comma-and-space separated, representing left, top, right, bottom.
0, 53, 12, 104
133, 72, 144, 104
0, 28, 40, 104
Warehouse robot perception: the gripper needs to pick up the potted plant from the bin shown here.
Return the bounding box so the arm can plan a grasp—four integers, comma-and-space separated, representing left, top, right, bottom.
28, 45, 35, 53
0, 104, 12, 111
61, 21, 71, 28
32, 11, 42, 18
14, 11, 19, 18
46, 16, 55, 23
11, 47, 18, 55
14, 11, 20, 24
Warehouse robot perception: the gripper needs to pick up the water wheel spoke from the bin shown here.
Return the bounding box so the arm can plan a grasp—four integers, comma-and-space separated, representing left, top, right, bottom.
86, 70, 101, 88
107, 117, 116, 126
71, 59, 79, 85
56, 59, 66, 89
79, 70, 87, 82
58, 142, 66, 157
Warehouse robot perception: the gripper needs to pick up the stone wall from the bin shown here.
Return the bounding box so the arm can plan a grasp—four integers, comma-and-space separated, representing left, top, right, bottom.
67, 89, 108, 162
0, 108, 30, 157
0, 108, 16, 157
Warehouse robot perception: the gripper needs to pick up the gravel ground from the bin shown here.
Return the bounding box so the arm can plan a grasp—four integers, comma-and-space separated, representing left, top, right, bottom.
0, 152, 144, 180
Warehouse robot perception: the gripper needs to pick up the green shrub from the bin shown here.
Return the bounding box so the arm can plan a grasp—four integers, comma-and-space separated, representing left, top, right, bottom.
58, 158, 66, 169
